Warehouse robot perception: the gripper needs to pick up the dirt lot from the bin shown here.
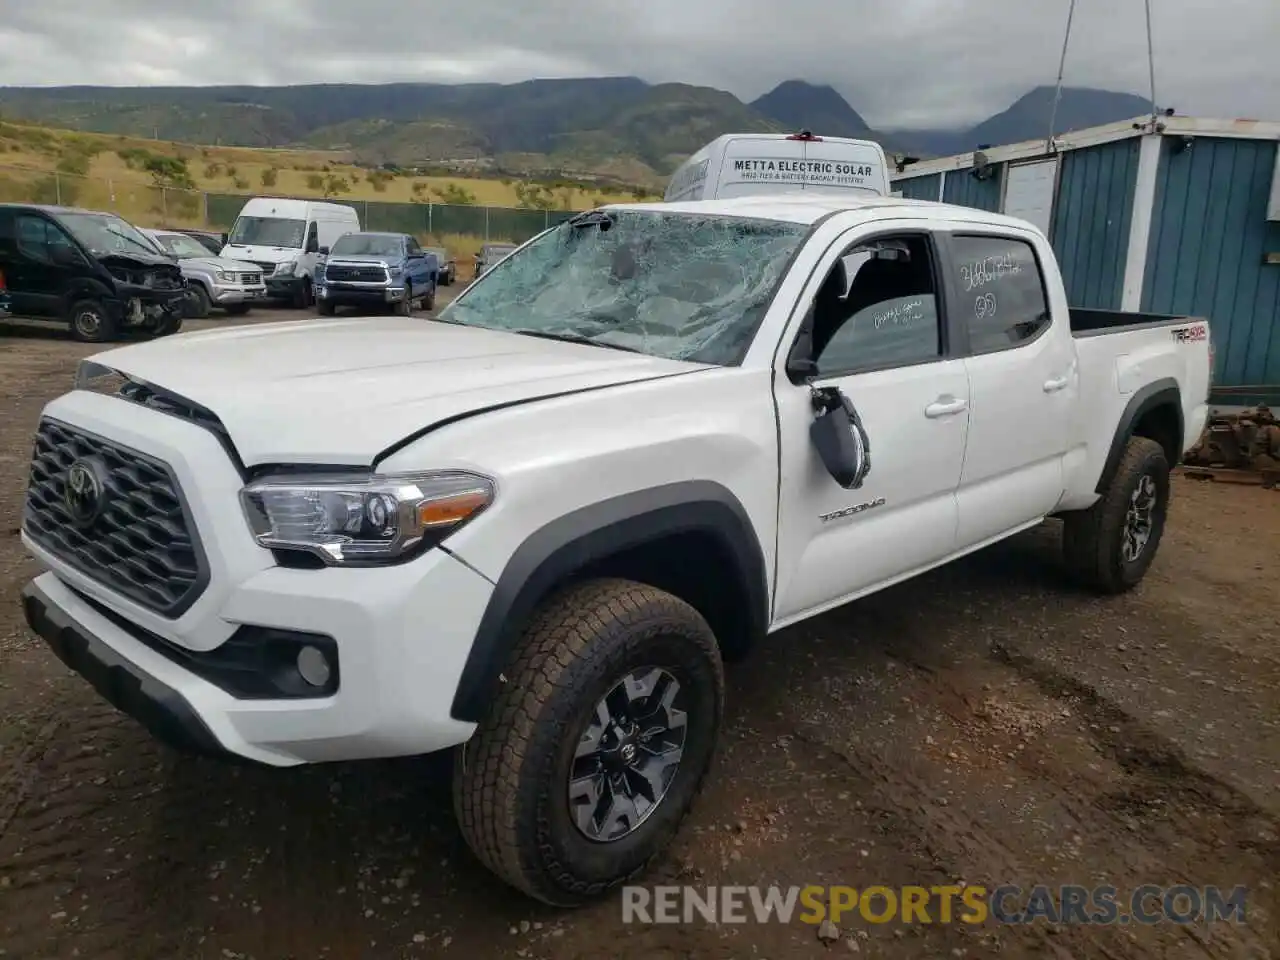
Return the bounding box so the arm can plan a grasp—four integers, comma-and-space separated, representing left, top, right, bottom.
0, 305, 1277, 960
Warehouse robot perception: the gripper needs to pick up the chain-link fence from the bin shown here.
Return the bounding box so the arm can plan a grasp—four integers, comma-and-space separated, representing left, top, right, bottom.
0, 165, 585, 248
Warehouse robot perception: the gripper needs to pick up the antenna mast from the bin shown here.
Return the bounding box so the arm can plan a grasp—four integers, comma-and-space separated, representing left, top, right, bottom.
1144, 0, 1159, 123
1046, 0, 1078, 150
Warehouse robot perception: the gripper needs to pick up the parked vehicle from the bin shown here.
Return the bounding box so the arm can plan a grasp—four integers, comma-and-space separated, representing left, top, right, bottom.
316, 231, 439, 316
20, 195, 1210, 907
143, 228, 267, 318
0, 203, 186, 341
474, 242, 517, 279
665, 130, 891, 202
425, 246, 456, 285
221, 198, 360, 308
162, 227, 227, 257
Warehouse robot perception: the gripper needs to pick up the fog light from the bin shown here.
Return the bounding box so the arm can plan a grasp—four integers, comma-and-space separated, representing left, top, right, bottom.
296, 645, 332, 687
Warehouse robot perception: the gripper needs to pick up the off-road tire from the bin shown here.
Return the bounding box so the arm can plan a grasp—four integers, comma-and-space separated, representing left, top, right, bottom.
67, 298, 119, 343
186, 284, 212, 319
453, 578, 724, 906
1062, 436, 1170, 593
397, 282, 414, 316
316, 300, 336, 317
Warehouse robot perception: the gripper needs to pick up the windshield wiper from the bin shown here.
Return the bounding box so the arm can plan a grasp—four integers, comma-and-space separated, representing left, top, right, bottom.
511, 329, 645, 354
566, 210, 616, 231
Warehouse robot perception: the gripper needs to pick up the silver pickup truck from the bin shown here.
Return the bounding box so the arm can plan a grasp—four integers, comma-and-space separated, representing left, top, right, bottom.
144, 228, 267, 318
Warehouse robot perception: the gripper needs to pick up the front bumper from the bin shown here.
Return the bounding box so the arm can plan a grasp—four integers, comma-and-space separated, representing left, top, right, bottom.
211, 282, 267, 306
264, 273, 304, 298
19, 391, 491, 766
317, 281, 406, 306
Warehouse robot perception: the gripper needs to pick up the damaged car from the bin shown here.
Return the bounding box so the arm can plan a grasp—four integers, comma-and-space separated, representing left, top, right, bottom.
0, 204, 188, 342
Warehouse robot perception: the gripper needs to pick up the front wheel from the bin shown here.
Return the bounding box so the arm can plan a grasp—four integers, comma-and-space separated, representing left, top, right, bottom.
186, 285, 211, 320
1062, 435, 1170, 593
422, 281, 436, 312
453, 578, 724, 906
67, 298, 119, 343
292, 279, 313, 310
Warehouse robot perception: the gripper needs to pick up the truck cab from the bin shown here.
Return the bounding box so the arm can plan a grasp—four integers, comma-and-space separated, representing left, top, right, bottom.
665, 131, 891, 202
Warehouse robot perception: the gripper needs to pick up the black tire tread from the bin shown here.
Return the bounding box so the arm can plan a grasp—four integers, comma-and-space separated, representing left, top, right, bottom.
453, 577, 722, 905
1063, 435, 1168, 593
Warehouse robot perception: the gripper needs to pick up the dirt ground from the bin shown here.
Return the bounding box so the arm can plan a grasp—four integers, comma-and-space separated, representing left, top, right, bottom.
0, 305, 1277, 960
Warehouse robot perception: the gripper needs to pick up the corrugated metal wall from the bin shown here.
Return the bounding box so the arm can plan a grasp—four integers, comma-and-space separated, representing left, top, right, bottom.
943, 166, 1003, 211
897, 174, 941, 201
1142, 137, 1280, 403
1050, 139, 1140, 309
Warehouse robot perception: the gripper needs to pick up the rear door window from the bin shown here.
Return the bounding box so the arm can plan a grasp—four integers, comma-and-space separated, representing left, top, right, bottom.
948, 235, 1051, 354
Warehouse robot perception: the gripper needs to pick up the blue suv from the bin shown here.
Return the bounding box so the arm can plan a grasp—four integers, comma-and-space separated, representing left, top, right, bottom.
316, 231, 439, 316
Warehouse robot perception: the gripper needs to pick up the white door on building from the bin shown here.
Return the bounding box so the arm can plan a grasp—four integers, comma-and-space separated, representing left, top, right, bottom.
1002, 159, 1059, 237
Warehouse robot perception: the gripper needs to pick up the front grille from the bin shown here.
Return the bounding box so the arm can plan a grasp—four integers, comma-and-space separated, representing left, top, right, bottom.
23, 418, 208, 618
325, 264, 388, 283
237, 271, 263, 285
252, 261, 278, 275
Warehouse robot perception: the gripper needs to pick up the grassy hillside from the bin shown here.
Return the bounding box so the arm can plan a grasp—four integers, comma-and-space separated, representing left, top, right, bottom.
0, 119, 655, 213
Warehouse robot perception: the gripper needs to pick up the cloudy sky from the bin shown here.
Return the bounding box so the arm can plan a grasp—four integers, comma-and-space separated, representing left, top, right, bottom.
0, 0, 1276, 128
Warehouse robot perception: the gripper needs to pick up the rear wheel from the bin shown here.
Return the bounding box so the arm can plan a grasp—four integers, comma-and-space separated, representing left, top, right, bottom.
67, 298, 119, 343
453, 578, 724, 906
1062, 436, 1170, 593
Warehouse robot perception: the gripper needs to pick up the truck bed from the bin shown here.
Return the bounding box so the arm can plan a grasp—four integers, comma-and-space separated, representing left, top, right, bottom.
1069, 308, 1194, 337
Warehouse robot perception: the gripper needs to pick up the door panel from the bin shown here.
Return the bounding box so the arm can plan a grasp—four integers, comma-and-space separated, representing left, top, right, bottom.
10, 216, 62, 317
945, 231, 1075, 546
772, 227, 968, 626
772, 360, 969, 624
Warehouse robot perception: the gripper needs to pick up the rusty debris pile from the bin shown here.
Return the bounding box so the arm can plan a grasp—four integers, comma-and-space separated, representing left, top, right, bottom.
1182, 404, 1280, 488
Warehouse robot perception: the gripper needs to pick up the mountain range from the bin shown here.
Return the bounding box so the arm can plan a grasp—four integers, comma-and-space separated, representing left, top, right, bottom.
0, 78, 1157, 185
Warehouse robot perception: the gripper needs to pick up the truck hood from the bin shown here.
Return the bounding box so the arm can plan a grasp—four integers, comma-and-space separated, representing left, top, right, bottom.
182, 256, 261, 273
85, 316, 705, 466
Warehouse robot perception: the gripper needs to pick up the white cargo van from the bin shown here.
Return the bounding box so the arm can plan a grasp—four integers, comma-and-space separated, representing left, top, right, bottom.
221, 197, 360, 307
665, 131, 890, 203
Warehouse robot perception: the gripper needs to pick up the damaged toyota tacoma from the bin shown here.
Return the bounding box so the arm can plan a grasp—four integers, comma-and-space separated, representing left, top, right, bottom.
20, 195, 1211, 905
0, 204, 186, 341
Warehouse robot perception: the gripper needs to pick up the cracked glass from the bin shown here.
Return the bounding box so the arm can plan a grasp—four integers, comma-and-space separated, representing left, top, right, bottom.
437, 210, 808, 364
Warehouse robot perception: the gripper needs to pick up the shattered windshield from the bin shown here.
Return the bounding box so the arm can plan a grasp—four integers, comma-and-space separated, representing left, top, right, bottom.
57, 213, 162, 257
438, 210, 807, 364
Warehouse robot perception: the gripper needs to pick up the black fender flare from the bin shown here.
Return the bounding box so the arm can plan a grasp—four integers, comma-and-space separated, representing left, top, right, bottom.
449, 480, 769, 723
1095, 377, 1183, 494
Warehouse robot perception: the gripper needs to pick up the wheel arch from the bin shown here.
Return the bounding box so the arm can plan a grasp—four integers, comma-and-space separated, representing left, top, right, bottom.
448, 480, 769, 723
1095, 377, 1183, 494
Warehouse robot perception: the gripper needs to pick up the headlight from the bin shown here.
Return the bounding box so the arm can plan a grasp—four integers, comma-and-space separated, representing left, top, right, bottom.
241, 470, 494, 566
214, 269, 230, 281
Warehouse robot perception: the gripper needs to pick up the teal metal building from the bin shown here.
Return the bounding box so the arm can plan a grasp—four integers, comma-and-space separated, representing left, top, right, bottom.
891, 116, 1280, 407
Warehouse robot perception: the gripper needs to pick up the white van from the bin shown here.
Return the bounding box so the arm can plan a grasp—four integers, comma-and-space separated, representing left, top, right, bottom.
665, 131, 891, 203
221, 197, 360, 307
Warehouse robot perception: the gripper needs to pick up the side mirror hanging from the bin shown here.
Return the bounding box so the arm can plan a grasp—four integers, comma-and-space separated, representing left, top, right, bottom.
809, 385, 872, 490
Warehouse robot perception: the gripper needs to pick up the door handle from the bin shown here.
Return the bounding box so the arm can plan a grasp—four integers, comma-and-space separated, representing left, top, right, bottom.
1043, 375, 1070, 393
924, 396, 968, 418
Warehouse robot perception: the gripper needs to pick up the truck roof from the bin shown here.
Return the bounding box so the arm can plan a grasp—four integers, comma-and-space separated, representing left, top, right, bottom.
602, 195, 1040, 233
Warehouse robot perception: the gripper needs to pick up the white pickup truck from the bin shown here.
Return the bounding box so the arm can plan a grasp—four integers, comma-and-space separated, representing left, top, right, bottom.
20, 193, 1211, 906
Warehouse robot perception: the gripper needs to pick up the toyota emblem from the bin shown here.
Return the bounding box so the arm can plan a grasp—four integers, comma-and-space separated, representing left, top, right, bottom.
64, 458, 107, 526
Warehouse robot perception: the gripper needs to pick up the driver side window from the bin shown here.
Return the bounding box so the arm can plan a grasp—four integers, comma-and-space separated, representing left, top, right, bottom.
305, 221, 319, 253
811, 234, 943, 377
